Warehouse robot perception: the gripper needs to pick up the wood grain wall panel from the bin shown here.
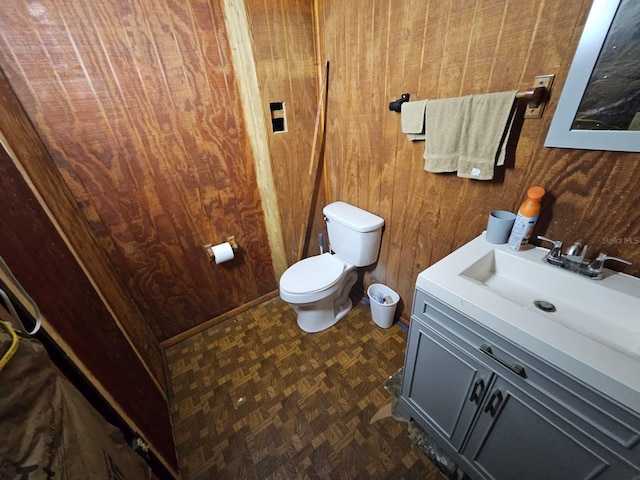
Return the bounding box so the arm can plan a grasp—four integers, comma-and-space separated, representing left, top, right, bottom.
0, 151, 177, 473
317, 0, 640, 324
244, 0, 322, 265
0, 0, 276, 341
0, 71, 165, 391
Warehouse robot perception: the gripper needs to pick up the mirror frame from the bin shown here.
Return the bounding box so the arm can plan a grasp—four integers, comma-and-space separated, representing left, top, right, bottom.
544, 0, 640, 152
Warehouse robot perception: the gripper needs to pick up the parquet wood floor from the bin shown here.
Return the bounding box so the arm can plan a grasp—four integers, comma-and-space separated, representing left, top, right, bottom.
166, 296, 442, 479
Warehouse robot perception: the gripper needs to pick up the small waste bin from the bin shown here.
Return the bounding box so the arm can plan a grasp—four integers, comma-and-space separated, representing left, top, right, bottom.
367, 283, 400, 328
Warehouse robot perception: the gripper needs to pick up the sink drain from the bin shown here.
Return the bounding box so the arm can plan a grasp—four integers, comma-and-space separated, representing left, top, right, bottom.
534, 300, 556, 313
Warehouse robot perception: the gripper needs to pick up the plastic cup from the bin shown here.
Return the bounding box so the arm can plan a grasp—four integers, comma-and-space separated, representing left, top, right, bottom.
486, 210, 516, 244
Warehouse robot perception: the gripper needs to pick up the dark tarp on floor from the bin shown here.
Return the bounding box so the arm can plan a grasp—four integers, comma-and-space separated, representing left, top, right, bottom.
0, 321, 149, 480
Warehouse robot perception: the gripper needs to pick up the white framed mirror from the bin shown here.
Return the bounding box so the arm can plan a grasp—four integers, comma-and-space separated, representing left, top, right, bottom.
544, 0, 640, 152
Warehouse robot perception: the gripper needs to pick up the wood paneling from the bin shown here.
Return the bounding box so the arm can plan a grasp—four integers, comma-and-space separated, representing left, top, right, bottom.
3, 0, 638, 338
0, 70, 166, 391
0, 151, 178, 474
222, 0, 288, 278
0, 0, 276, 341
244, 0, 326, 265
316, 0, 640, 323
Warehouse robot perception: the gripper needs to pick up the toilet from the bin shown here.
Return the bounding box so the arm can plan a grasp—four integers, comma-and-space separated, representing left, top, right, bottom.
279, 201, 384, 333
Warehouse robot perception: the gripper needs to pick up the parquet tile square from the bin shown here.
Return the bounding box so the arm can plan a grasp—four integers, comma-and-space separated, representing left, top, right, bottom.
166, 296, 442, 479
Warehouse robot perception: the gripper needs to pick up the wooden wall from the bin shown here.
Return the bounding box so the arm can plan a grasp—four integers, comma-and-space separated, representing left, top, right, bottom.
0, 71, 166, 390
316, 0, 640, 323
0, 146, 178, 474
244, 0, 325, 265
2, 0, 638, 340
0, 0, 277, 342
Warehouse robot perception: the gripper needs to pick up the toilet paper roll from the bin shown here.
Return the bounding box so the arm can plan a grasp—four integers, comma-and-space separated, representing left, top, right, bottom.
211, 242, 235, 264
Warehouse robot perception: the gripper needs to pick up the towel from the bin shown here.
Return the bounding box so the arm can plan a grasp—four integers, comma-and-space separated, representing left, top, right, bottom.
457, 90, 518, 180
401, 100, 427, 141
423, 96, 470, 173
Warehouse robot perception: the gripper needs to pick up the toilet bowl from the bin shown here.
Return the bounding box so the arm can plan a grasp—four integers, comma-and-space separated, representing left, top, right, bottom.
279, 253, 357, 333
279, 201, 385, 333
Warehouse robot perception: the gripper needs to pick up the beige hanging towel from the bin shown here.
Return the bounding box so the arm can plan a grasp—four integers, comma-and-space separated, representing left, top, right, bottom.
423, 96, 470, 172
457, 90, 518, 180
401, 100, 427, 141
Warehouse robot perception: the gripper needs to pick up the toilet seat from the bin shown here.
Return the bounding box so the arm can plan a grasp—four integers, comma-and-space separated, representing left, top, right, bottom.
280, 253, 345, 294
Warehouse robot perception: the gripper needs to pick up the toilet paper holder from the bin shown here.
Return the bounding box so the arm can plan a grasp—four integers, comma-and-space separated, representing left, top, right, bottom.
203, 235, 238, 262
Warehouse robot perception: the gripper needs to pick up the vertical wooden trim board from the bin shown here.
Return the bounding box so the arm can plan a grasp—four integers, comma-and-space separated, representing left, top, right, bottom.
222, 0, 288, 278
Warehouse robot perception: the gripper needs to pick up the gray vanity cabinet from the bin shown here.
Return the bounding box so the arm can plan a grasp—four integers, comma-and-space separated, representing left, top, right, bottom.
401, 318, 494, 451
461, 375, 627, 480
399, 288, 640, 480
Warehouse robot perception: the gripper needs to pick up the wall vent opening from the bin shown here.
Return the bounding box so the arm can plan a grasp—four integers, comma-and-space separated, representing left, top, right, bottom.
269, 102, 287, 133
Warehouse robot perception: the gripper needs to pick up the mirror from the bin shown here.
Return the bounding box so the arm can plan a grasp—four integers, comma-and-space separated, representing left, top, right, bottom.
544, 0, 640, 152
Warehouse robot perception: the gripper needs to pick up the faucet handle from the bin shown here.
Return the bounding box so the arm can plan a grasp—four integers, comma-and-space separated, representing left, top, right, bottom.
590, 252, 632, 269
537, 236, 563, 264
537, 236, 562, 248
583, 253, 632, 279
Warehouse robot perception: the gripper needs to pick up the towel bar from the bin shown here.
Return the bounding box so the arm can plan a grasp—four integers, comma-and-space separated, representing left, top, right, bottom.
390, 85, 548, 112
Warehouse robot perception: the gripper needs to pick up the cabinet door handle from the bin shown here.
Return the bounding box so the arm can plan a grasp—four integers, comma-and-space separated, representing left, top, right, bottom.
484, 390, 503, 417
469, 378, 485, 403
479, 344, 527, 378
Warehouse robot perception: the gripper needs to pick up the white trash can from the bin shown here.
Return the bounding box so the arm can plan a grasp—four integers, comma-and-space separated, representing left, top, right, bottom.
367, 283, 400, 328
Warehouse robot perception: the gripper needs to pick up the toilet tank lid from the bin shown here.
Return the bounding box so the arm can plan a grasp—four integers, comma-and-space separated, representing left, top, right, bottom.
323, 202, 384, 232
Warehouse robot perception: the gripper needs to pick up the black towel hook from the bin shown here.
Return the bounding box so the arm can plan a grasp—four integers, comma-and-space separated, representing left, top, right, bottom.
389, 93, 410, 112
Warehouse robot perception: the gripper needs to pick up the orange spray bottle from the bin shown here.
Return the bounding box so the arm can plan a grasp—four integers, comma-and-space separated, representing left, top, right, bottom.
507, 186, 545, 251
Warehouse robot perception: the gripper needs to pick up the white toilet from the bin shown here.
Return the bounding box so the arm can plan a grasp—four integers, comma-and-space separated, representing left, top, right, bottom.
279, 201, 384, 333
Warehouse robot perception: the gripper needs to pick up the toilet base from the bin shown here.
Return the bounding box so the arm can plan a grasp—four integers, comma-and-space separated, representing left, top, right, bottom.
293, 269, 357, 333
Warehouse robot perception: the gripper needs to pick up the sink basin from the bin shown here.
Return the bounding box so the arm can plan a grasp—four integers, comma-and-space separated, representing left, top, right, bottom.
460, 248, 640, 361
416, 232, 640, 413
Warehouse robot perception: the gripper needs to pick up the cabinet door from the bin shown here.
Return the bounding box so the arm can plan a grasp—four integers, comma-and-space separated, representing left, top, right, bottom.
402, 318, 494, 450
463, 377, 638, 480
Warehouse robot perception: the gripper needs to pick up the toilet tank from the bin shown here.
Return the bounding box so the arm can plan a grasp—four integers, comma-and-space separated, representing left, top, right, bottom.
323, 201, 384, 267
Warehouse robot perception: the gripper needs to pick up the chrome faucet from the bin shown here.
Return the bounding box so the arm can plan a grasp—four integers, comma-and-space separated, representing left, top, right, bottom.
537, 236, 631, 280
564, 240, 589, 271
